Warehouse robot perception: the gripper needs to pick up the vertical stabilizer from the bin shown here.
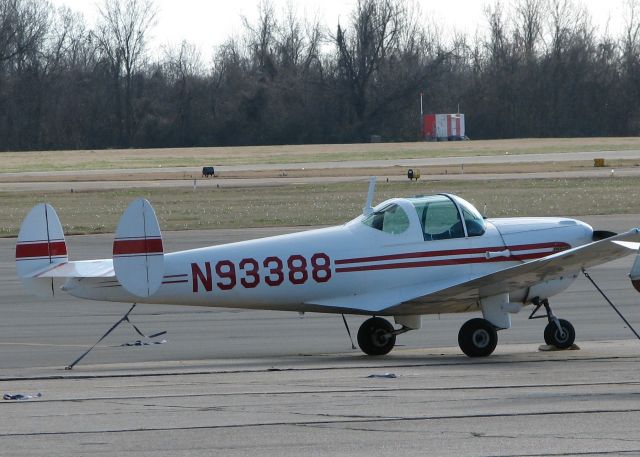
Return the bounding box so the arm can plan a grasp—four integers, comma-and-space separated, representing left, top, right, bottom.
113, 198, 164, 297
16, 204, 68, 297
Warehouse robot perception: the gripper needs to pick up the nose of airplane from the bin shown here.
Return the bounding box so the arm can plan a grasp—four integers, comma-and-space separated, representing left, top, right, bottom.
575, 219, 594, 241
557, 218, 593, 249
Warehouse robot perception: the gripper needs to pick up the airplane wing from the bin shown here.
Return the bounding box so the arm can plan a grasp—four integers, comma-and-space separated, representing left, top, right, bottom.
308, 229, 640, 315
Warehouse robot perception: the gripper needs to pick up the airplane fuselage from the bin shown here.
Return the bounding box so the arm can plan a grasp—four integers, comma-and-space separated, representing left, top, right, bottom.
64, 198, 593, 316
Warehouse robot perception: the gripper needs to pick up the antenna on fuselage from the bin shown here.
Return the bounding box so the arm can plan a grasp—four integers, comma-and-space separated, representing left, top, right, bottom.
363, 177, 377, 216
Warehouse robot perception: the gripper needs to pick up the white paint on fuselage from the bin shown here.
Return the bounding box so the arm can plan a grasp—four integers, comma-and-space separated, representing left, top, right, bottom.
64, 200, 594, 316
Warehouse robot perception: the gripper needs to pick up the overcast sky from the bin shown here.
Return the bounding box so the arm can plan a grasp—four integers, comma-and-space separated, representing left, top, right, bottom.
49, 0, 629, 57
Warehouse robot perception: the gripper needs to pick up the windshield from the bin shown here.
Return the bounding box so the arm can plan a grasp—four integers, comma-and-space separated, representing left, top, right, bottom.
453, 195, 486, 236
361, 203, 410, 234
408, 195, 464, 241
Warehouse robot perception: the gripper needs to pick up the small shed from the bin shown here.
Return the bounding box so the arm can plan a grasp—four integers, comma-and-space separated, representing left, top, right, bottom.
423, 114, 465, 141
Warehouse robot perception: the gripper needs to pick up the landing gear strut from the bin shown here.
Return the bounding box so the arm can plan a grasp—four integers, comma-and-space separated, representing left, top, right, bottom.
530, 298, 575, 349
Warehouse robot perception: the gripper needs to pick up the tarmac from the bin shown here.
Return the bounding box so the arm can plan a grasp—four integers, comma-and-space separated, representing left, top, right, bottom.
1, 215, 640, 456
2, 149, 640, 192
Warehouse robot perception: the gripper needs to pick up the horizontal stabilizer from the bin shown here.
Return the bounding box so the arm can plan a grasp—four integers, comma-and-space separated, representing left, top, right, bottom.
113, 198, 164, 298
32, 259, 114, 278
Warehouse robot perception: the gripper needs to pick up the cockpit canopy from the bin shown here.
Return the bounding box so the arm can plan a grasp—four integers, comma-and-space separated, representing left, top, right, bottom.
362, 194, 486, 240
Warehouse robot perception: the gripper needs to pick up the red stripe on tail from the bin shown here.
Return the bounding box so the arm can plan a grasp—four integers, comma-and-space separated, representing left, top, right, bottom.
16, 241, 67, 259
113, 238, 163, 256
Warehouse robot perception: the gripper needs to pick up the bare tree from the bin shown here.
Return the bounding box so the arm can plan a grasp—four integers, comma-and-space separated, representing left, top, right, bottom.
95, 0, 157, 146
333, 0, 403, 137
623, 0, 640, 56
163, 40, 204, 145
242, 0, 277, 76
514, 0, 544, 60
0, 0, 636, 151
621, 0, 640, 133
0, 0, 47, 65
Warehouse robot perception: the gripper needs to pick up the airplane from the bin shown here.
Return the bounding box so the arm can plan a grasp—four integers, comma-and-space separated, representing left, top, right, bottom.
15, 178, 640, 359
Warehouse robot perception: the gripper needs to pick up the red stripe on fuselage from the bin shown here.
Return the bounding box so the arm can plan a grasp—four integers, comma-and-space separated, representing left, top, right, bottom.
335, 251, 555, 273
335, 242, 568, 265
16, 241, 67, 259
113, 238, 163, 256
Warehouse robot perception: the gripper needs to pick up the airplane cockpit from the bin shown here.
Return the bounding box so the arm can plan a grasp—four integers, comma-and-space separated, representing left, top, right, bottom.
361, 194, 486, 241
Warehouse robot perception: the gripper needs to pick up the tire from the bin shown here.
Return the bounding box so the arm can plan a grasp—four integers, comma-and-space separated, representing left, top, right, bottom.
357, 317, 396, 356
544, 319, 575, 349
458, 318, 498, 357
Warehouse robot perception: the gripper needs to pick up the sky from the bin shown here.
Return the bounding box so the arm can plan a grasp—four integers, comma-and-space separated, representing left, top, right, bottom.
49, 0, 629, 57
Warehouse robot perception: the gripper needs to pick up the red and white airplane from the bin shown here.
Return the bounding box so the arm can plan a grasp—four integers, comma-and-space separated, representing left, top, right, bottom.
15, 179, 640, 357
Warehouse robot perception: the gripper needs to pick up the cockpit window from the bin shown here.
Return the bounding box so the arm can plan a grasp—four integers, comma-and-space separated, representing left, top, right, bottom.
409, 196, 464, 241
455, 196, 486, 237
462, 208, 485, 236
362, 203, 410, 234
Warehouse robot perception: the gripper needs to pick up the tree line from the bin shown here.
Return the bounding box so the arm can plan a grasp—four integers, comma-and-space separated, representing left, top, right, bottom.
1, 0, 640, 152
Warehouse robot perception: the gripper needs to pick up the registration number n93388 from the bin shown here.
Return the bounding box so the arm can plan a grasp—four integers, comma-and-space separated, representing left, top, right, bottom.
191, 253, 332, 292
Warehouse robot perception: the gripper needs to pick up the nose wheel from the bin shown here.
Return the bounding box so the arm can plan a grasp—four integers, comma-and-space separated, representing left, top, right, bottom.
544, 319, 575, 349
531, 298, 576, 349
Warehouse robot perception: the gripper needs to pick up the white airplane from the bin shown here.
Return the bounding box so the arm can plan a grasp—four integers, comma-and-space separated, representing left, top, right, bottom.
15, 178, 640, 358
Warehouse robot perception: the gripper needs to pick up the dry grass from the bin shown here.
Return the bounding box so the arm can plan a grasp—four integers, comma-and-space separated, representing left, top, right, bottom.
3, 137, 639, 237
2, 137, 640, 173
1, 177, 638, 237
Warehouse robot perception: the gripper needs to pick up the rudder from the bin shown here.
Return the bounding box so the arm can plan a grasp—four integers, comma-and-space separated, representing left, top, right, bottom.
16, 203, 68, 297
113, 198, 164, 297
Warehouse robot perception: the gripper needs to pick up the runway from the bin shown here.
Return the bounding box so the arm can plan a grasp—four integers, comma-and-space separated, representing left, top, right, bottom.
3, 148, 640, 177
1, 216, 640, 455
2, 149, 640, 192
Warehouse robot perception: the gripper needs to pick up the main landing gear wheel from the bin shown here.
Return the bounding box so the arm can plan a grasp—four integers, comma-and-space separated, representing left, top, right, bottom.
357, 317, 396, 356
544, 319, 575, 349
458, 318, 498, 357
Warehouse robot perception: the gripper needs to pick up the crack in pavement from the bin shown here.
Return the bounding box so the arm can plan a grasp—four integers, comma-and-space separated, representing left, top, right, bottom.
1, 407, 640, 438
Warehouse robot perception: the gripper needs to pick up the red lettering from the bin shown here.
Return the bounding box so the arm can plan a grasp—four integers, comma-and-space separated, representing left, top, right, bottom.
288, 255, 308, 285
192, 254, 332, 292
263, 256, 284, 286
240, 258, 260, 288
215, 260, 236, 290
311, 253, 332, 283
191, 262, 212, 292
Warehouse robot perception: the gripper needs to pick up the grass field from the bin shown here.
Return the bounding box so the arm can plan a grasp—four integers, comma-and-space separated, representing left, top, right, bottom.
1, 177, 638, 237
2, 138, 639, 237
2, 137, 640, 173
